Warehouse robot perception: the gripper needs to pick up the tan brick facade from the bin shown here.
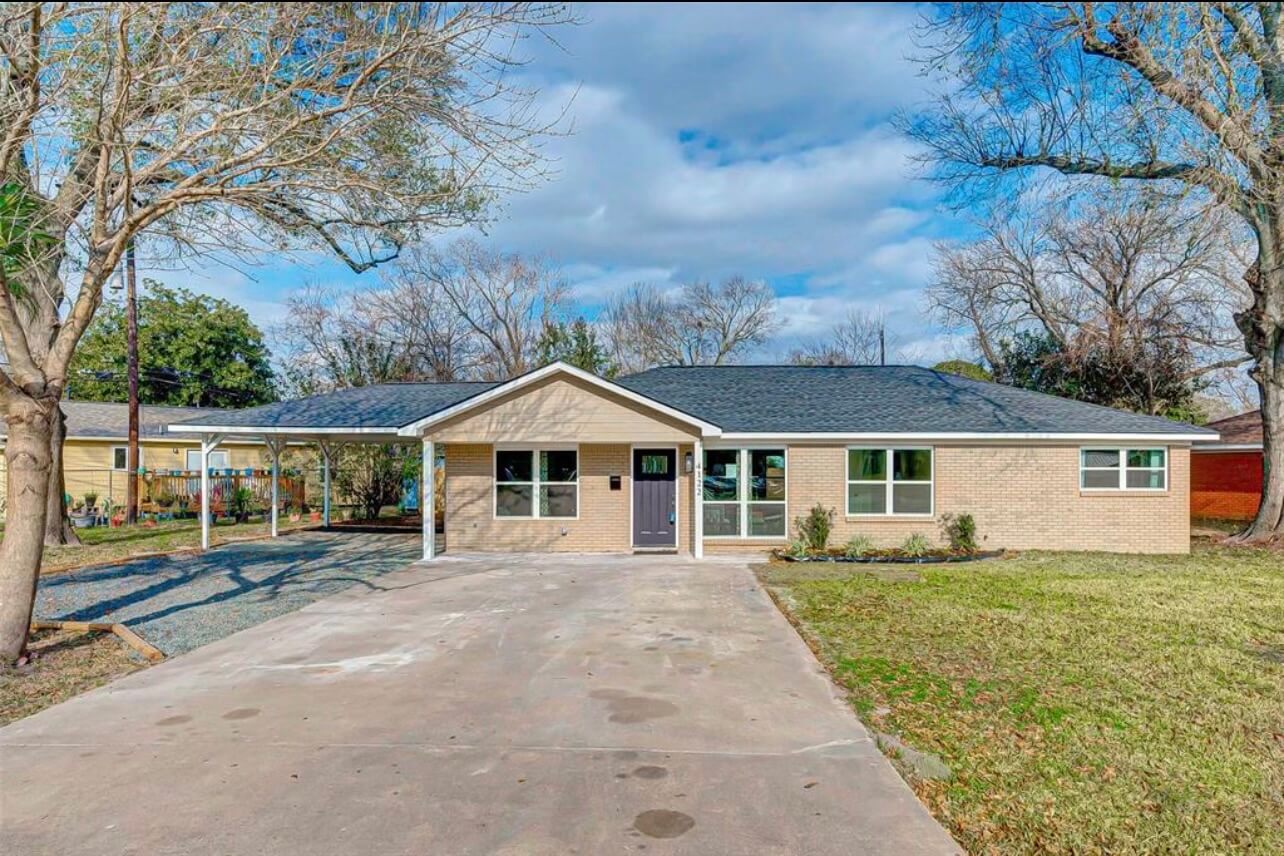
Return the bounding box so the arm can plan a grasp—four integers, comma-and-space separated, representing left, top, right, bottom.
703, 443, 1191, 555
444, 443, 694, 553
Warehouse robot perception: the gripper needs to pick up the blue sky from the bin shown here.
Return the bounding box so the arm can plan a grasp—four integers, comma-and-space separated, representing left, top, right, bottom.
160, 3, 966, 362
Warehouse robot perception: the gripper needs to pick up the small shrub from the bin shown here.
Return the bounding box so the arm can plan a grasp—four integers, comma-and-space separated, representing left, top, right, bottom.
844, 535, 874, 558
230, 486, 254, 520
794, 503, 835, 552
784, 539, 810, 559
900, 533, 931, 557
941, 513, 978, 553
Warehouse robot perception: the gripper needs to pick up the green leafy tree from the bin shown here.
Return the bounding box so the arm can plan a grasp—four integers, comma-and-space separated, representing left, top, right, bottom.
536, 317, 617, 378
932, 359, 992, 382
69, 282, 277, 407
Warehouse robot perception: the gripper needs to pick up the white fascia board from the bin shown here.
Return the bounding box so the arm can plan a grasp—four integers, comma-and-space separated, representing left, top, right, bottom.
167, 424, 403, 436
714, 431, 1216, 444
1192, 443, 1263, 452
395, 361, 722, 438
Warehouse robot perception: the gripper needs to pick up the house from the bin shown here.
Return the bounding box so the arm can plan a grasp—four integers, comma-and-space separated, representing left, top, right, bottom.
1191, 410, 1264, 522
172, 362, 1217, 555
0, 401, 286, 513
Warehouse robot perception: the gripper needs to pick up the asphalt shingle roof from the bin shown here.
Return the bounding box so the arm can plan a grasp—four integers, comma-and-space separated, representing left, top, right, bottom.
159, 364, 1214, 437
615, 365, 1216, 436
0, 401, 228, 440
173, 382, 499, 429
1203, 410, 1262, 445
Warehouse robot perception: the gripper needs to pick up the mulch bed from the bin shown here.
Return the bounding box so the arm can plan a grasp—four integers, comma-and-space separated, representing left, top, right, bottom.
775, 549, 1005, 565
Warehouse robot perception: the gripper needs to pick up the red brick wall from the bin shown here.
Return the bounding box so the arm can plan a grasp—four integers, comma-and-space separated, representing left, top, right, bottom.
1191, 450, 1263, 521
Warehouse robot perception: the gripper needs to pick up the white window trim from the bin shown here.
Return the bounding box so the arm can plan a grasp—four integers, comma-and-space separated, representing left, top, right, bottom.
845, 446, 935, 518
701, 447, 789, 540
493, 445, 580, 520
111, 446, 144, 471
1080, 447, 1168, 492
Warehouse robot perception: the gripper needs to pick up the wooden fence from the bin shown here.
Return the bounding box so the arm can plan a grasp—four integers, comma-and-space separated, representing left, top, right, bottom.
63, 469, 305, 519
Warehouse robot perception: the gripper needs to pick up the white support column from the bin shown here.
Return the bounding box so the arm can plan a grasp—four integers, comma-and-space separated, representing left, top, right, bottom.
320, 442, 332, 528
693, 439, 704, 559
421, 437, 435, 561
269, 437, 281, 538
199, 433, 225, 550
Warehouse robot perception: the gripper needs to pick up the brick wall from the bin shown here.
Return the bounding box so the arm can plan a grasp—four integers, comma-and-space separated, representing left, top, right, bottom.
705, 444, 1191, 555
1191, 450, 1263, 521
445, 443, 693, 553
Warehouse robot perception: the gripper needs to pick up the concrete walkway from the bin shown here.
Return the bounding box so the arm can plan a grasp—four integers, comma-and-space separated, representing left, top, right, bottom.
2, 552, 958, 855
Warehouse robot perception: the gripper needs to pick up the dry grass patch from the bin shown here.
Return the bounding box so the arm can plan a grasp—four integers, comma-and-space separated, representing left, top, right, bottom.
0, 628, 147, 726
760, 545, 1284, 855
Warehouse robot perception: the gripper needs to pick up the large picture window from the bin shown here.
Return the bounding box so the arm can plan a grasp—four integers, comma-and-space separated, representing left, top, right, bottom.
1080, 448, 1166, 491
496, 448, 578, 518
847, 448, 933, 516
702, 448, 786, 538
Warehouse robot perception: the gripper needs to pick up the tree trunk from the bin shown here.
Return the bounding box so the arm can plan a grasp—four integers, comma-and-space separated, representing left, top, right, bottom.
1233, 250, 1284, 542
43, 402, 81, 546
0, 398, 54, 665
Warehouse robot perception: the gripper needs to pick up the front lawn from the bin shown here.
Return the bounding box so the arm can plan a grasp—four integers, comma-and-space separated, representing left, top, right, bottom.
759, 545, 1284, 855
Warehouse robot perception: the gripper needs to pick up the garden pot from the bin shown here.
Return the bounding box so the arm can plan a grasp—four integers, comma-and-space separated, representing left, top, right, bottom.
309, 511, 322, 522
70, 514, 95, 529
289, 513, 302, 523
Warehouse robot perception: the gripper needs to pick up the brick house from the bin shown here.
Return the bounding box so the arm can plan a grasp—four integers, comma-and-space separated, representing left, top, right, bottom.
173, 362, 1218, 556
1191, 410, 1265, 522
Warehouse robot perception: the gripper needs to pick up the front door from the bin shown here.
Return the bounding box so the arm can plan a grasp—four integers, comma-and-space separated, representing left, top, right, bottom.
633, 448, 677, 548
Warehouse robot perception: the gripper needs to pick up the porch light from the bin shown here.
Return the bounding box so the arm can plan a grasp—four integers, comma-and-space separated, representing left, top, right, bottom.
684, 451, 694, 474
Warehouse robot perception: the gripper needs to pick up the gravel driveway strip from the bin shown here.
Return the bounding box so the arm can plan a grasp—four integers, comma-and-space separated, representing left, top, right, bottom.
35, 531, 421, 656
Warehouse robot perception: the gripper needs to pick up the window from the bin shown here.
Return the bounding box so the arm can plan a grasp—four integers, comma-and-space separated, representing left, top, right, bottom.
495, 448, 578, 518
702, 448, 787, 538
185, 449, 229, 471
111, 446, 144, 471
847, 448, 933, 516
1080, 448, 1166, 491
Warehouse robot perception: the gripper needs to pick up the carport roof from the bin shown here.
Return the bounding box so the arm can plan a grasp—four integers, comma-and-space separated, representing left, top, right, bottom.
170, 361, 1217, 441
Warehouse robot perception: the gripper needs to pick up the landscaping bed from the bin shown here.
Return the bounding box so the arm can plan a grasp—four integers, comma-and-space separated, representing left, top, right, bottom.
775, 548, 1004, 564
759, 543, 1284, 854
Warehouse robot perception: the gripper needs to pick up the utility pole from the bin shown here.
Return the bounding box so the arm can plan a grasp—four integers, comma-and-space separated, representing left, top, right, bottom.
125, 240, 140, 525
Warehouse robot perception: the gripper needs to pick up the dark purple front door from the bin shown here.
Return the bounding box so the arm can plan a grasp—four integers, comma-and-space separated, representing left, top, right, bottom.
633, 449, 677, 548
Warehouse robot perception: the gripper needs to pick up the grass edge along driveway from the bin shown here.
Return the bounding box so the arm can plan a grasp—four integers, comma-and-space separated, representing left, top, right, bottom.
758, 545, 1284, 855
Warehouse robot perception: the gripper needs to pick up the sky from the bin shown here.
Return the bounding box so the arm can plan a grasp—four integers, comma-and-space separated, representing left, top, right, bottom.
154, 3, 967, 364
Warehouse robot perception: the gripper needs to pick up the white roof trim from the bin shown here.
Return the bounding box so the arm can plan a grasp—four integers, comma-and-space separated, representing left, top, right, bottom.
715, 431, 1216, 443
1192, 442, 1262, 452
395, 361, 723, 438
166, 424, 403, 436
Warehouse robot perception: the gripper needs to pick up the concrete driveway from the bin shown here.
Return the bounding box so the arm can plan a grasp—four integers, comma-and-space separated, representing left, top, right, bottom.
1, 552, 958, 855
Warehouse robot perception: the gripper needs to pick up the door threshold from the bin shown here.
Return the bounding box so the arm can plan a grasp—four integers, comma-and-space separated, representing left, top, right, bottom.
632, 547, 678, 555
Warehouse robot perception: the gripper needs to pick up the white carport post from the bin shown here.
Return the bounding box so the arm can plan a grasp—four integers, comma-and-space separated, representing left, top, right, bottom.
319, 442, 332, 528
199, 432, 225, 550
421, 437, 435, 561
268, 437, 283, 538
693, 439, 704, 559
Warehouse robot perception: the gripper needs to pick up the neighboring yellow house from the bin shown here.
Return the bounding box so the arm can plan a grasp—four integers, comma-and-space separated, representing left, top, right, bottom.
0, 401, 297, 515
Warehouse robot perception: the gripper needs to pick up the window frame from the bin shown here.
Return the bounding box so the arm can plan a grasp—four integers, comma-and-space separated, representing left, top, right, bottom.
493, 444, 580, 520
845, 446, 935, 518
111, 445, 145, 471
185, 448, 229, 472
701, 446, 789, 540
1079, 447, 1168, 492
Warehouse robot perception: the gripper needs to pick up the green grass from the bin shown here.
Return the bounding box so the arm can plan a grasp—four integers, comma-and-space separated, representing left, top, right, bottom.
760, 546, 1284, 855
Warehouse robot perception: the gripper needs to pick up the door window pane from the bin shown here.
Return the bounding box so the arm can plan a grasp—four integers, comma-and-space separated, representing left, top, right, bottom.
703, 503, 740, 536
847, 449, 886, 480
847, 483, 886, 515
640, 454, 669, 475
892, 483, 932, 515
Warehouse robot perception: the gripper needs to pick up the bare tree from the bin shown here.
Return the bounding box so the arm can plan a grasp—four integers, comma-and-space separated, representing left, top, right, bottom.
604, 277, 779, 372
901, 3, 1284, 540
0, 2, 570, 664
789, 309, 901, 366
403, 239, 566, 381
928, 189, 1250, 406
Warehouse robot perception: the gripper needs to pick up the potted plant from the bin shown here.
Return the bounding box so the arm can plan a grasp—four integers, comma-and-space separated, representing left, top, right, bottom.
308, 504, 322, 522
70, 500, 95, 529
230, 485, 254, 523
287, 500, 301, 523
